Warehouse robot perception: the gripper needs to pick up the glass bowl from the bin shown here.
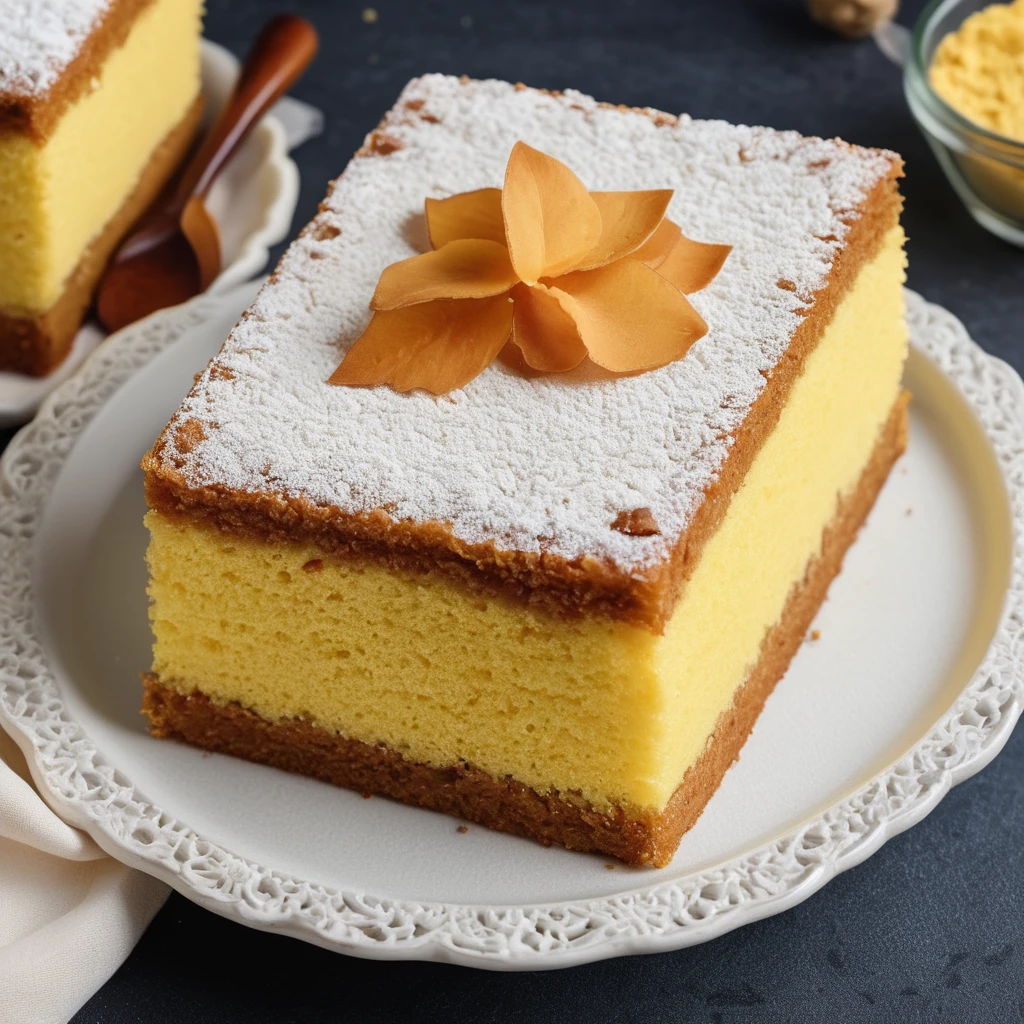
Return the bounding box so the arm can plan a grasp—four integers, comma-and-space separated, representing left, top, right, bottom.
904, 0, 1024, 247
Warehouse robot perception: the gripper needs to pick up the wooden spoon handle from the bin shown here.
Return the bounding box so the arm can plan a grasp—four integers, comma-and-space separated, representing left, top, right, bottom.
175, 15, 318, 205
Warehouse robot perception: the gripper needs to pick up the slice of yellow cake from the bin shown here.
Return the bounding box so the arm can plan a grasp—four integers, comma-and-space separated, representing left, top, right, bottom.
141, 75, 908, 867
0, 0, 203, 375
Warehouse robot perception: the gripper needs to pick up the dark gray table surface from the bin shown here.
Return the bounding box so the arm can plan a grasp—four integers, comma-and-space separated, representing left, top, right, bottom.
36, 0, 1022, 1019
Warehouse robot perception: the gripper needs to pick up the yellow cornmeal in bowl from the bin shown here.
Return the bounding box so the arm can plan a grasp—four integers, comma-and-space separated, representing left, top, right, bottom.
930, 0, 1024, 142
927, 0, 1024, 225
146, 227, 907, 815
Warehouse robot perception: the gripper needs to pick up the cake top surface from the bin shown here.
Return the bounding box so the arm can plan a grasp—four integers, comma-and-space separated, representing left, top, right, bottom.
160, 74, 897, 572
0, 0, 111, 98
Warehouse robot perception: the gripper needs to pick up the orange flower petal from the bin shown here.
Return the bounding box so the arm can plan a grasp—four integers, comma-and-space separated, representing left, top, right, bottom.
634, 219, 731, 293
497, 340, 546, 378
632, 218, 681, 267
502, 141, 602, 285
553, 259, 708, 372
573, 190, 674, 271
424, 188, 505, 249
329, 295, 514, 394
371, 239, 519, 310
653, 234, 732, 294
509, 283, 587, 372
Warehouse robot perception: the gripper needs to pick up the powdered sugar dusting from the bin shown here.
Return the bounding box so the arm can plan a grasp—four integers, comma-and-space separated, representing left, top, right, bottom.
0, 0, 111, 97
164, 75, 897, 571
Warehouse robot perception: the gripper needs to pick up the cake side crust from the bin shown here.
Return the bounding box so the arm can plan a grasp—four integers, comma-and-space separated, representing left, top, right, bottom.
0, 93, 201, 375
663, 168, 902, 617
0, 0, 155, 140
142, 390, 909, 867
143, 160, 903, 633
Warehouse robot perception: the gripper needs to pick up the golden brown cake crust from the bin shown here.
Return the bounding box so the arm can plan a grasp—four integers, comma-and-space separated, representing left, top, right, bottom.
0, 0, 155, 140
0, 94, 201, 376
141, 391, 909, 868
143, 158, 904, 634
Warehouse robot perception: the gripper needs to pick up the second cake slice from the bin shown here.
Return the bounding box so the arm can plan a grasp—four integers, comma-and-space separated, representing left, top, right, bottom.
0, 0, 203, 374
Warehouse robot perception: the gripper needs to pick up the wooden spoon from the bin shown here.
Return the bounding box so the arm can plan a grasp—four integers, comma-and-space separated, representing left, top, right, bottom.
96, 15, 319, 332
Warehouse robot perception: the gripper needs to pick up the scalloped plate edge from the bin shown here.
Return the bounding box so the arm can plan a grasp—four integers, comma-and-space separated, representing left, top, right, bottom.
0, 285, 1022, 970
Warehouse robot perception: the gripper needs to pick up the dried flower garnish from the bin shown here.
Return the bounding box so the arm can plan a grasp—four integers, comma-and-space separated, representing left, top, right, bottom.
329, 142, 731, 394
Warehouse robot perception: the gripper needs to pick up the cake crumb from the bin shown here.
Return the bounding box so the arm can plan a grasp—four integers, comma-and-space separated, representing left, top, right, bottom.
605, 863, 616, 870
361, 791, 373, 799
905, 507, 913, 516
173, 418, 207, 455
456, 825, 469, 834
363, 130, 402, 155
810, 629, 821, 641
612, 507, 660, 537
362, 7, 378, 23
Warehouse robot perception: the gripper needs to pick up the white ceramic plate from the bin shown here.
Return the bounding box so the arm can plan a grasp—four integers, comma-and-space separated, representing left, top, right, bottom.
0, 282, 1022, 970
0, 40, 302, 428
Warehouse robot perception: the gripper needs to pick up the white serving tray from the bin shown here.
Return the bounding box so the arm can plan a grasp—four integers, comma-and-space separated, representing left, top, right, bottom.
0, 281, 1021, 969
0, 40, 304, 427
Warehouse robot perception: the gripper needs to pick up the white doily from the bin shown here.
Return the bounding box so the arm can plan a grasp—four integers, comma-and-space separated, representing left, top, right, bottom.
0, 288, 1021, 968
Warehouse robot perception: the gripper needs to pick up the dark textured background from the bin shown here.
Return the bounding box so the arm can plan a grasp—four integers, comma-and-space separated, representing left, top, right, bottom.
50, 0, 1024, 1019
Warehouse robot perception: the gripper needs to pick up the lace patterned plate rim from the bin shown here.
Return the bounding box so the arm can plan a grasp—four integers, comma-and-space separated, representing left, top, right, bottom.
0, 281, 1021, 970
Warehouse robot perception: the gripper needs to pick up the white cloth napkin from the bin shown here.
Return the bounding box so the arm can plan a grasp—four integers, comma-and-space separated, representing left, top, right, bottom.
270, 93, 325, 151
0, 89, 323, 1024
0, 730, 168, 1024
